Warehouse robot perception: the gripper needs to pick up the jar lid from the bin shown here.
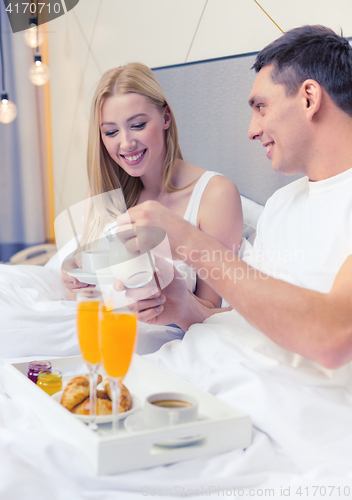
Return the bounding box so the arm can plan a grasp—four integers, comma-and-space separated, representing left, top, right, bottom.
37, 370, 62, 382
28, 360, 52, 373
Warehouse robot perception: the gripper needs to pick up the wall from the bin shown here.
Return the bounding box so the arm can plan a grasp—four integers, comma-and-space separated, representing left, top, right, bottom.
47, 0, 352, 217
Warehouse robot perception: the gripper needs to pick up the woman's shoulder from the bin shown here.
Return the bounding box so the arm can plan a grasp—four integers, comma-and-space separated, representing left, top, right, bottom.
197, 174, 243, 249
198, 174, 242, 220
174, 160, 238, 191
172, 160, 207, 188
201, 173, 241, 198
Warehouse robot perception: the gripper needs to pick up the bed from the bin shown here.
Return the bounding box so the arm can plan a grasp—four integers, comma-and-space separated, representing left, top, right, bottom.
1, 53, 352, 499
1, 196, 351, 499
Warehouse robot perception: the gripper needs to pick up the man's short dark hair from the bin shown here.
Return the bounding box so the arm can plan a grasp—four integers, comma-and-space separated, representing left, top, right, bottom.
252, 25, 352, 116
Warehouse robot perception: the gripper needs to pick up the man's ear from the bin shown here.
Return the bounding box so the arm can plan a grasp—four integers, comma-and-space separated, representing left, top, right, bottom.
300, 79, 322, 120
163, 106, 172, 129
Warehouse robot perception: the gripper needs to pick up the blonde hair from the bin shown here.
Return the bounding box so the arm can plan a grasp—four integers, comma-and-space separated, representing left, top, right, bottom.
81, 62, 183, 248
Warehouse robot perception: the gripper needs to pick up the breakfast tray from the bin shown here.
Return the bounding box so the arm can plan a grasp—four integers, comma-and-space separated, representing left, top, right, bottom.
3, 354, 252, 475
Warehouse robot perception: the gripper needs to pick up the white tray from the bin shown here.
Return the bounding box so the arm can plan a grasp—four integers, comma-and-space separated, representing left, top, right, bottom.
3, 354, 252, 475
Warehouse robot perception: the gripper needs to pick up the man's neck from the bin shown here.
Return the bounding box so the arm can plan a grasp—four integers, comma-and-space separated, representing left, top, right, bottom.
306, 110, 352, 181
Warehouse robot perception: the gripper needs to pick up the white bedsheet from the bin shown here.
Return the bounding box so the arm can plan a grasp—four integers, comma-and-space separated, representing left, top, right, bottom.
0, 264, 78, 358
0, 264, 352, 498
0, 264, 183, 358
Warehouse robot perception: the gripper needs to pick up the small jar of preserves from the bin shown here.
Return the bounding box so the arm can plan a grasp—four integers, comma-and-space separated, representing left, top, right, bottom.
37, 370, 62, 396
27, 360, 52, 384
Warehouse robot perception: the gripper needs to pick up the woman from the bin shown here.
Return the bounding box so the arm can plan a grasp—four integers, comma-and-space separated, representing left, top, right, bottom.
61, 62, 243, 313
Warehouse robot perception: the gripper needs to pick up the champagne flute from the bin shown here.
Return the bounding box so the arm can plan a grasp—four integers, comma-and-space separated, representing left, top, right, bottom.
76, 289, 102, 431
99, 299, 138, 433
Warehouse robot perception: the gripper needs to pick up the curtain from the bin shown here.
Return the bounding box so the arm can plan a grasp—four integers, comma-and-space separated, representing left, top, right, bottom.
0, 1, 46, 263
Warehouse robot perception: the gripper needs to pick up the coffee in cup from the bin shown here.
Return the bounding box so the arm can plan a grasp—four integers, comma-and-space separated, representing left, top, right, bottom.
151, 400, 193, 408
144, 392, 198, 428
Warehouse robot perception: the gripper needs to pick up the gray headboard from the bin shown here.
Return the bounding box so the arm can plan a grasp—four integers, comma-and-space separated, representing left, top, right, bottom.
153, 53, 301, 206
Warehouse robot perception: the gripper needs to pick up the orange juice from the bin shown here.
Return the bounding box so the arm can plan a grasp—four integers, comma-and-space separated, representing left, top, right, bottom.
99, 309, 137, 378
77, 300, 101, 364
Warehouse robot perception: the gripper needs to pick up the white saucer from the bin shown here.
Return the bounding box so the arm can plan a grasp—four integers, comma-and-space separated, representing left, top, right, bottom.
123, 271, 153, 289
67, 268, 115, 286
67, 268, 153, 288
124, 411, 206, 447
52, 391, 140, 424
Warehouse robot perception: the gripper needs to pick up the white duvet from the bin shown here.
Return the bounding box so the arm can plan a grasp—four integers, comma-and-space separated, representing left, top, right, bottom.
0, 263, 351, 499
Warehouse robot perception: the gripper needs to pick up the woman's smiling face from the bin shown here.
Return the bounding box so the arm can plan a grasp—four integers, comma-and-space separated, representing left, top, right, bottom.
100, 92, 171, 179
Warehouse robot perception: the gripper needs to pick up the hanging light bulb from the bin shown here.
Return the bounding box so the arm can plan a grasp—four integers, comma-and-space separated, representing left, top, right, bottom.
0, 5, 17, 124
0, 93, 18, 124
23, 16, 44, 48
28, 54, 50, 86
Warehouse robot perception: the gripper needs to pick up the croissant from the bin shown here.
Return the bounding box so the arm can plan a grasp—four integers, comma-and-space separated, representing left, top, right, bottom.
60, 374, 132, 415
72, 384, 131, 414
102, 379, 132, 412
97, 388, 110, 400
71, 397, 112, 415
60, 374, 102, 411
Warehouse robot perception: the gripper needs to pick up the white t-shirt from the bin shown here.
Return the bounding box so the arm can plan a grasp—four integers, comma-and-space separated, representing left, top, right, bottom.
233, 167, 352, 373
250, 167, 352, 293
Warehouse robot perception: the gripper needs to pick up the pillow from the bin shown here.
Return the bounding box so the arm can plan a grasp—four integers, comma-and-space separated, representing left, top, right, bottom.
240, 195, 264, 245
221, 196, 264, 307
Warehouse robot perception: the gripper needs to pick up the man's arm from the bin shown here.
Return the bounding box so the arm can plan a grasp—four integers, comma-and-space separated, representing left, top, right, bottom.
176, 222, 352, 369
117, 201, 352, 369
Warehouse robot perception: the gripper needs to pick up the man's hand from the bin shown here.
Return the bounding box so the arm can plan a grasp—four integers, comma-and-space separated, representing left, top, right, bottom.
115, 201, 194, 261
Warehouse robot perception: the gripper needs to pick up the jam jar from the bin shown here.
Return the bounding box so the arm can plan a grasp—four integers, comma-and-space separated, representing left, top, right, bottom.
37, 370, 62, 396
27, 360, 52, 383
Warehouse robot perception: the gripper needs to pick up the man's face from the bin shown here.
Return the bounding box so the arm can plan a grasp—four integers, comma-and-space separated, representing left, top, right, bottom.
247, 64, 309, 176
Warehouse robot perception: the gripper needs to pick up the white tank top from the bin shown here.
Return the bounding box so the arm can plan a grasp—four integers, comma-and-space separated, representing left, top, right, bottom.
175, 171, 223, 292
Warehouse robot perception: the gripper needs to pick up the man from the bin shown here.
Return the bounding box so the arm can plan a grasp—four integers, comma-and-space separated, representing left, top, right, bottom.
116, 26, 352, 369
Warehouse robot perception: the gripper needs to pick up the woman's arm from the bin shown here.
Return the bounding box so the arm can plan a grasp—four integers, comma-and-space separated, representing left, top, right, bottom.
120, 176, 243, 326
194, 175, 243, 307
60, 186, 93, 300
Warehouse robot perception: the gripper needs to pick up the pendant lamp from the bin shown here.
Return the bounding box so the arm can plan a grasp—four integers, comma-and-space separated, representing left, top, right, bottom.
0, 3, 17, 124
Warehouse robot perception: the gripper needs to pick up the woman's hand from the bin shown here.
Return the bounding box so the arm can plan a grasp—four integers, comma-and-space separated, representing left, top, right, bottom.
113, 262, 211, 330
114, 267, 190, 327
61, 253, 94, 300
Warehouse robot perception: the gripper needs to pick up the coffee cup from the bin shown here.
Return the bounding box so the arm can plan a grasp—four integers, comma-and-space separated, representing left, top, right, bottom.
144, 392, 198, 429
109, 239, 154, 288
81, 250, 111, 274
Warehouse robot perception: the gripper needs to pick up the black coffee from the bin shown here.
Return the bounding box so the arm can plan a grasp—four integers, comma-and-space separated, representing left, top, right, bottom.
151, 399, 192, 408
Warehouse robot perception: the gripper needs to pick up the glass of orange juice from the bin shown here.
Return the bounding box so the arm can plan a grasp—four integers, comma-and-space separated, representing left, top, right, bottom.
99, 299, 138, 433
76, 289, 102, 431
